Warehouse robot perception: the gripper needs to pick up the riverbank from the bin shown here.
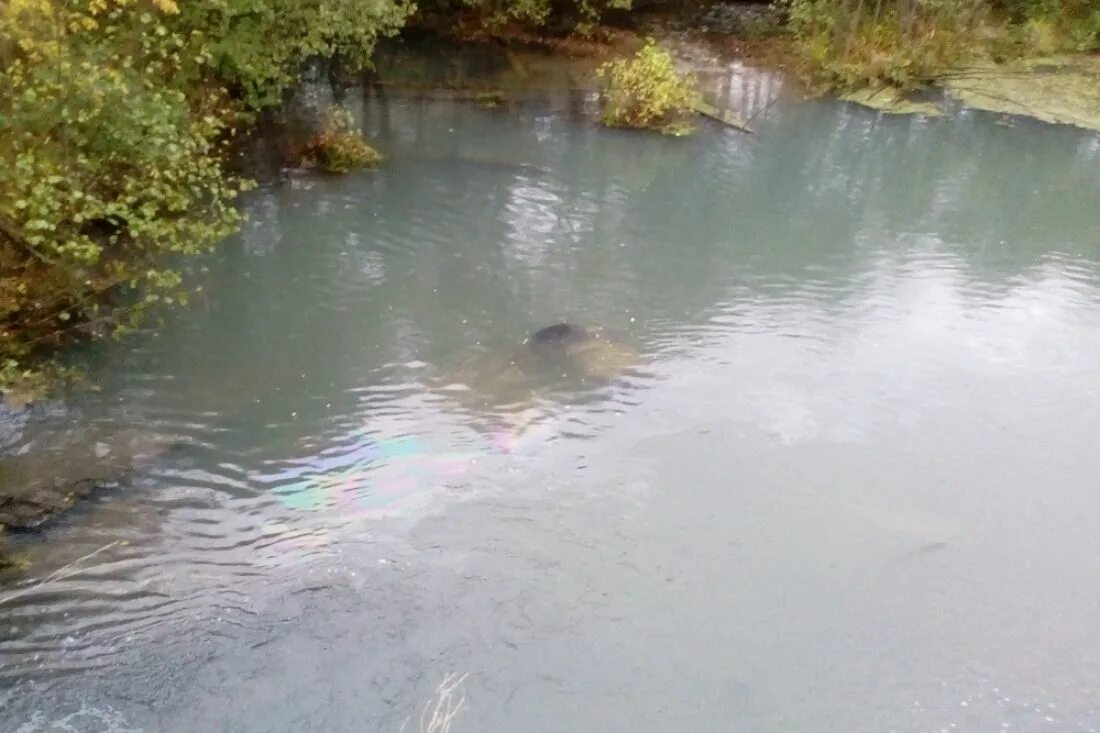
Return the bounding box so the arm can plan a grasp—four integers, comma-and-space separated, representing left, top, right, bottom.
689, 2, 1100, 132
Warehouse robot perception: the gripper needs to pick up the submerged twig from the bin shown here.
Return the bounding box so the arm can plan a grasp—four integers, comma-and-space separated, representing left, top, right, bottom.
741, 92, 783, 129
690, 98, 755, 134
0, 540, 123, 607
400, 671, 470, 733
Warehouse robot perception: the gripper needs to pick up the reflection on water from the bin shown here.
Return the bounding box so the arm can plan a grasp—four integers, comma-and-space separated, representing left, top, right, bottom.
4, 45, 1100, 733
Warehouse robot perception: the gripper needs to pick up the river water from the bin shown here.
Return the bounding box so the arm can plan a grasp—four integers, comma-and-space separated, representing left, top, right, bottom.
4, 44, 1100, 732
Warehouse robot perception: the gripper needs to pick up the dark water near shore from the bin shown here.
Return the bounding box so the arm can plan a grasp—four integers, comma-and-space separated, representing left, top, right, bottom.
4, 44, 1100, 732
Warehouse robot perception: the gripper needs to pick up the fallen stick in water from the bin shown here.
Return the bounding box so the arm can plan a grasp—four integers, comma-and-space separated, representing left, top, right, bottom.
0, 540, 123, 607
690, 98, 755, 135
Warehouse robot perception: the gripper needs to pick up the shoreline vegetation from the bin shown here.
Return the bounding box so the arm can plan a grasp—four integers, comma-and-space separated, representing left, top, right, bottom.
2, 1, 1099, 400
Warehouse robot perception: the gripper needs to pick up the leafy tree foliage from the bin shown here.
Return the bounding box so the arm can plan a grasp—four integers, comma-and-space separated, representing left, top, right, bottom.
0, 0, 407, 396
174, 0, 411, 108
418, 0, 633, 35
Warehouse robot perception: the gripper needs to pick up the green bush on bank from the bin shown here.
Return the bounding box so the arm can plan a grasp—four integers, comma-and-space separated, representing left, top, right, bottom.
174, 0, 411, 109
1004, 0, 1100, 53
416, 0, 633, 36
0, 0, 246, 398
0, 0, 408, 399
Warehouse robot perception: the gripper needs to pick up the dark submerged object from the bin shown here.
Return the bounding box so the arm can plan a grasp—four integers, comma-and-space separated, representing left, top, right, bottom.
437, 322, 638, 409
526, 323, 599, 370
528, 322, 591, 348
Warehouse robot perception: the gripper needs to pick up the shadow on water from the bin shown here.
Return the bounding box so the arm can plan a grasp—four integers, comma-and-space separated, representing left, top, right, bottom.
4, 39, 1100, 733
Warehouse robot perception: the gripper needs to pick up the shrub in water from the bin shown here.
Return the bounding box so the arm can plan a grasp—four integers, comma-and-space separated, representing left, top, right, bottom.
598, 40, 701, 133
301, 106, 383, 174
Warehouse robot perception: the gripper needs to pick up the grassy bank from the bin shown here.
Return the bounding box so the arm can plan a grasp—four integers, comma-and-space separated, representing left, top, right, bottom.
774, 0, 1100, 111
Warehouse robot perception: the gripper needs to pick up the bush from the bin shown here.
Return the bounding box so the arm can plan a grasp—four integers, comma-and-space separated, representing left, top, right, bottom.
598, 40, 701, 132
301, 106, 383, 173
1011, 0, 1100, 52
0, 0, 247, 395
173, 0, 413, 109
0, 0, 409, 396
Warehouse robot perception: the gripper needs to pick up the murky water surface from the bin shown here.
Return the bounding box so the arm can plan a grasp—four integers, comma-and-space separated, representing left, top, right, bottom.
4, 44, 1100, 732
